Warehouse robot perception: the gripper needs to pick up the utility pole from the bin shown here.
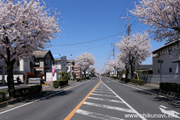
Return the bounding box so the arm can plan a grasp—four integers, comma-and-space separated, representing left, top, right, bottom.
70, 54, 73, 80
112, 43, 115, 60
112, 42, 116, 77
120, 12, 130, 37
120, 11, 132, 79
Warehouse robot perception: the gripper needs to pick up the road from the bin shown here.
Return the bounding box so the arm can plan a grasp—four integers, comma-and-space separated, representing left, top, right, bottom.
0, 76, 180, 120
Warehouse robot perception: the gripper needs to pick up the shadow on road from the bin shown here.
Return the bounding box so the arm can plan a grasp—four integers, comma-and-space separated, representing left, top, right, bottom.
21, 90, 73, 103
134, 89, 180, 108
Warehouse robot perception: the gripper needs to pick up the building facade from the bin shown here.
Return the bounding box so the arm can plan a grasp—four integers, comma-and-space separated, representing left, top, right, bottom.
54, 56, 67, 72
151, 40, 180, 83
67, 60, 81, 78
33, 50, 54, 75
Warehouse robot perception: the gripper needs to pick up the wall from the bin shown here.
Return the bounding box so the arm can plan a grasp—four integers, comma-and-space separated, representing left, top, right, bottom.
0, 74, 24, 83
139, 73, 180, 84
19, 59, 31, 72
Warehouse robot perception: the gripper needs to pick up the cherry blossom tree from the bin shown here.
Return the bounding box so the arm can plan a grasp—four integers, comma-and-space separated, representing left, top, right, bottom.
116, 32, 151, 79
0, 0, 60, 91
101, 61, 114, 76
76, 52, 95, 77
130, 0, 180, 42
112, 54, 125, 77
88, 65, 96, 76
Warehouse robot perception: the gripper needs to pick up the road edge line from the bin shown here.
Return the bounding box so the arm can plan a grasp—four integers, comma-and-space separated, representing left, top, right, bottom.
64, 77, 101, 120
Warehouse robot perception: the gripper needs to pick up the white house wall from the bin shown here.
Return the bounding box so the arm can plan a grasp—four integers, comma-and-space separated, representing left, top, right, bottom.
153, 53, 179, 74
19, 59, 31, 73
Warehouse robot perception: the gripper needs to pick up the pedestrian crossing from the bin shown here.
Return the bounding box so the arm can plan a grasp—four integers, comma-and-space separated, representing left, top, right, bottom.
71, 82, 144, 120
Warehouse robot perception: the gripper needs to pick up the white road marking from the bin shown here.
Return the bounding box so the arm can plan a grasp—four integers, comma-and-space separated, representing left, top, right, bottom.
106, 77, 180, 102
159, 105, 167, 109
88, 97, 123, 103
93, 91, 112, 94
92, 91, 114, 95
76, 109, 125, 120
91, 93, 117, 98
101, 81, 147, 120
0, 80, 91, 115
159, 105, 180, 119
83, 102, 134, 113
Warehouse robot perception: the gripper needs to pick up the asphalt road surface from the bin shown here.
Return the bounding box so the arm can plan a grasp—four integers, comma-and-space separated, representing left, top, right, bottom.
0, 76, 180, 120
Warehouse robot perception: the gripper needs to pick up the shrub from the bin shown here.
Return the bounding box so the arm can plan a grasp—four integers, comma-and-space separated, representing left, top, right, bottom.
58, 71, 70, 80
59, 80, 68, 86
81, 77, 86, 80
76, 78, 81, 82
53, 80, 68, 88
160, 82, 180, 93
26, 72, 35, 78
111, 76, 119, 80
73, 73, 77, 80
37, 73, 44, 79
121, 78, 130, 83
53, 80, 60, 88
0, 91, 7, 102
8, 85, 42, 98
131, 79, 144, 85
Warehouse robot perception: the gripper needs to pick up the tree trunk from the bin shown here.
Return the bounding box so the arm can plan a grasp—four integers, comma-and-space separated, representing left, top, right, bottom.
7, 62, 15, 91
131, 65, 134, 79
125, 63, 129, 80
130, 60, 135, 79
5, 37, 16, 91
84, 71, 86, 78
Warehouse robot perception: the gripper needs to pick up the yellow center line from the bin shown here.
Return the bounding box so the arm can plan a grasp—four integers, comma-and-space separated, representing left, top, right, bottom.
64, 77, 102, 120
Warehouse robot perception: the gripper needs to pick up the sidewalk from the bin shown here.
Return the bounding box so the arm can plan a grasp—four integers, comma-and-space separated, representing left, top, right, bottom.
42, 80, 78, 91
134, 83, 159, 91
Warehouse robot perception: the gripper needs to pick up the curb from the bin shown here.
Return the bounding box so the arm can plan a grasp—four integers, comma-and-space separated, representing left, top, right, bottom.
0, 96, 29, 108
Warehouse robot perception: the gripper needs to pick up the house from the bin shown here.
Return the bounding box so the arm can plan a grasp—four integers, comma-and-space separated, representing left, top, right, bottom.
136, 65, 153, 83
54, 56, 67, 72
33, 50, 54, 76
67, 60, 81, 78
0, 50, 54, 83
0, 59, 32, 84
151, 40, 180, 83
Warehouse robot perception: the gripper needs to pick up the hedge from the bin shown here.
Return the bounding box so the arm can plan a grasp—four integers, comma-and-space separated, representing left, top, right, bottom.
76, 78, 81, 82
160, 82, 180, 93
53, 80, 68, 88
0, 91, 7, 102
8, 85, 42, 98
111, 76, 119, 80
121, 78, 130, 83
131, 79, 144, 85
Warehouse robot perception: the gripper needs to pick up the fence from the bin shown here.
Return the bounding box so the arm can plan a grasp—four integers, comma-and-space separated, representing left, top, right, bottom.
139, 73, 180, 84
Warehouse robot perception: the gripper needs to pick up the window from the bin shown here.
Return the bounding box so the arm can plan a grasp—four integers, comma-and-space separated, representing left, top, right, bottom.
169, 68, 172, 73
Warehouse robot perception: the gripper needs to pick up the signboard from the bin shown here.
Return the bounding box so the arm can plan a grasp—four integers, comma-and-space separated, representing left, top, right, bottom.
29, 78, 41, 84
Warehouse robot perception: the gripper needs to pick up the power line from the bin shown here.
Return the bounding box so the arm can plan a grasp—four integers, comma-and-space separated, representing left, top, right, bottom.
59, 43, 109, 54
51, 31, 126, 47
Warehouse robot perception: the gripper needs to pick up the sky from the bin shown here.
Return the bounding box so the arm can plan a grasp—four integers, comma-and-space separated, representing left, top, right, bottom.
43, 0, 166, 72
